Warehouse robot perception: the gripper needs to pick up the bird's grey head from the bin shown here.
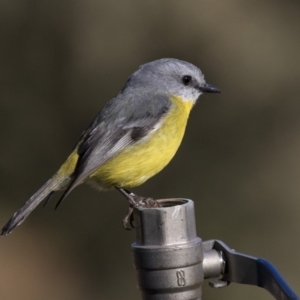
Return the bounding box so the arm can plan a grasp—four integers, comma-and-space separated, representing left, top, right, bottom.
121, 58, 220, 103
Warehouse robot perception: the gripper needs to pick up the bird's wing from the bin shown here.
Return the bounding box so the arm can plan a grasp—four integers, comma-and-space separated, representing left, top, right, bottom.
56, 91, 171, 206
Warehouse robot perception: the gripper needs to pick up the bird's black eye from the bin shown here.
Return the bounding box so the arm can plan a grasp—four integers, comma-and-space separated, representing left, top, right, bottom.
182, 75, 192, 86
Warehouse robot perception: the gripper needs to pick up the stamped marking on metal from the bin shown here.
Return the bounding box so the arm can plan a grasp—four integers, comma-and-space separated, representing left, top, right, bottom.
176, 270, 186, 286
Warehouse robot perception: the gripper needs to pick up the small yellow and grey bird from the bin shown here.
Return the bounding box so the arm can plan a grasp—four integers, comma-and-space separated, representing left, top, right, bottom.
1, 58, 220, 236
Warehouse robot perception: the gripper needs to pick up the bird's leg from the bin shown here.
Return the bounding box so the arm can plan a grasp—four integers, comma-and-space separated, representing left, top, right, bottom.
122, 206, 134, 230
116, 187, 160, 207
115, 187, 142, 207
115, 187, 161, 229
116, 187, 144, 230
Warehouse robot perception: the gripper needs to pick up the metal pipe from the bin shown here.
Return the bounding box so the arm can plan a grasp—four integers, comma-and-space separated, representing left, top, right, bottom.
132, 199, 203, 300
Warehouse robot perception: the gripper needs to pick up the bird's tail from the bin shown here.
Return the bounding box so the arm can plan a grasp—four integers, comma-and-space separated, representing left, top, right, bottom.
1, 176, 67, 236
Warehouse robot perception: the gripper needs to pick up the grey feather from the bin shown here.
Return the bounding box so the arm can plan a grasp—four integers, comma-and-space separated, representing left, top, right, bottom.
55, 91, 171, 205
1, 178, 65, 236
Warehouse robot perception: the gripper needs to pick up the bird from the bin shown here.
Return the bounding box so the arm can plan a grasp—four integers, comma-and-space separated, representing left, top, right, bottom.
1, 58, 220, 236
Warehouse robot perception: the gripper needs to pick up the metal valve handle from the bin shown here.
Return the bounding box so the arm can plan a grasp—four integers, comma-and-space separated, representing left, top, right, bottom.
131, 199, 299, 300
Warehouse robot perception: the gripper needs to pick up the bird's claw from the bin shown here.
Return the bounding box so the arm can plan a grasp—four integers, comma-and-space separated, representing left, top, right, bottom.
121, 191, 161, 230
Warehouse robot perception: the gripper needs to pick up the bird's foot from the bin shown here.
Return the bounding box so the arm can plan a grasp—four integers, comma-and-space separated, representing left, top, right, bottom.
115, 187, 161, 230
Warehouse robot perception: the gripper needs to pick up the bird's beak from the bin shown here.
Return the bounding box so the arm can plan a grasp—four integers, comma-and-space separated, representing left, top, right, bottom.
198, 83, 220, 93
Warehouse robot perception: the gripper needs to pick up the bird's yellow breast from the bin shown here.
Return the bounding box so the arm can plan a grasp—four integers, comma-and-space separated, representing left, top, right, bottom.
89, 95, 194, 188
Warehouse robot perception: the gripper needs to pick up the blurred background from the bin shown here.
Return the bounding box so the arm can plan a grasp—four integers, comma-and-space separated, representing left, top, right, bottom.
1, 1, 300, 299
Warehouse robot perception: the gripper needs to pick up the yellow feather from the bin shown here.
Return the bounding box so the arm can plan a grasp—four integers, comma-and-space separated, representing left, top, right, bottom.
89, 95, 194, 188
56, 151, 79, 177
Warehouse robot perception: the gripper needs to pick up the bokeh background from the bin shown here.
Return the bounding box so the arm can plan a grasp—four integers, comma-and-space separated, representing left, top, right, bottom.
1, 1, 300, 299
